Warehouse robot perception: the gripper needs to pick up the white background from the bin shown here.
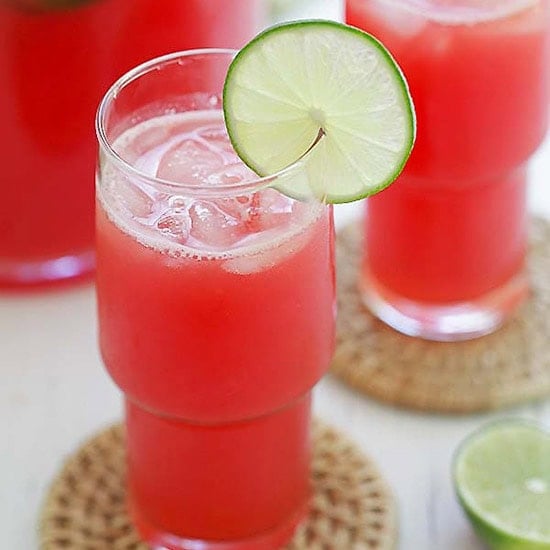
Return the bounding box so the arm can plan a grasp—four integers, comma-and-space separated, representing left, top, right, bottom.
2, 1, 550, 548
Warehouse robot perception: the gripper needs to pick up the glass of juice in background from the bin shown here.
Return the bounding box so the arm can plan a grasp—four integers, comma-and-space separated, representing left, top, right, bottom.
0, 0, 265, 287
95, 50, 335, 548
347, 0, 550, 340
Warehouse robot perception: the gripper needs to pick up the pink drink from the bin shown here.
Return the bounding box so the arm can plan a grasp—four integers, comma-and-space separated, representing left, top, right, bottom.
347, 0, 550, 340
96, 52, 335, 549
0, 0, 264, 287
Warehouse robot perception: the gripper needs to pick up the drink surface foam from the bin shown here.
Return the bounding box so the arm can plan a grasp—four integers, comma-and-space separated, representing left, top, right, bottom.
97, 109, 323, 266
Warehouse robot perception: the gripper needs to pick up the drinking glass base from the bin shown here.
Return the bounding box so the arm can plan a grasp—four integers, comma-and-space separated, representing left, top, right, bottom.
360, 270, 529, 342
130, 497, 309, 550
0, 249, 95, 287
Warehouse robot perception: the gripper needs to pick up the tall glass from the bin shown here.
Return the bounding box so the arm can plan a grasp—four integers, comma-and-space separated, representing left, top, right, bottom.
0, 0, 265, 286
347, 0, 550, 340
95, 51, 335, 549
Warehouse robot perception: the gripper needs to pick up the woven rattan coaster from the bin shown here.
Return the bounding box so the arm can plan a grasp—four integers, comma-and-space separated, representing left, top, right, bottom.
332, 217, 550, 414
40, 421, 396, 550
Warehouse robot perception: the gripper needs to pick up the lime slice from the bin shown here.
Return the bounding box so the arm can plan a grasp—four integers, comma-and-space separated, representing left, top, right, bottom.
223, 20, 415, 203
454, 421, 550, 550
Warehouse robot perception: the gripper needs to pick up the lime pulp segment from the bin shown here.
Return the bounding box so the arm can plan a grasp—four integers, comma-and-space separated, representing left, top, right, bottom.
223, 20, 416, 203
454, 421, 550, 549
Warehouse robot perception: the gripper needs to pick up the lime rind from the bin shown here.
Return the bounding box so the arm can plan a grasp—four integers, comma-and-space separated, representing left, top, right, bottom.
223, 20, 415, 204
454, 420, 550, 549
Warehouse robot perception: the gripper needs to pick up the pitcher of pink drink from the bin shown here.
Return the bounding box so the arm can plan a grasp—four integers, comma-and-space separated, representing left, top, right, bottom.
0, 0, 265, 286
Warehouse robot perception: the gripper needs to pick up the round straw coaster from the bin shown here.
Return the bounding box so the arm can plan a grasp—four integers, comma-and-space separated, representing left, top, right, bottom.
40, 422, 396, 550
332, 217, 550, 414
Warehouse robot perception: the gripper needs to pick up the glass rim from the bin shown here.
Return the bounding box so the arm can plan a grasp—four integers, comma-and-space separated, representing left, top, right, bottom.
95, 48, 308, 195
356, 0, 540, 24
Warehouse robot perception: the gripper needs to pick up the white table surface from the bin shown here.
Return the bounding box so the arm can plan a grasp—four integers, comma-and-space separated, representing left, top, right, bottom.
2, 2, 550, 548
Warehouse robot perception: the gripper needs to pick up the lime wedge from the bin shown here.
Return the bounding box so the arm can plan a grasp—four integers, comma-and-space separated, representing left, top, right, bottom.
454, 421, 550, 550
223, 20, 415, 203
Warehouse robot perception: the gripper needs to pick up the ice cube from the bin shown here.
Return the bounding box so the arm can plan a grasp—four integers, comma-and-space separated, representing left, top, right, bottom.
188, 200, 247, 248
253, 189, 297, 231
168, 195, 188, 209
129, 124, 171, 159
114, 177, 156, 220
197, 124, 236, 155
156, 138, 224, 184
213, 195, 255, 223
223, 228, 310, 275
155, 210, 191, 243
206, 162, 255, 185
213, 190, 299, 235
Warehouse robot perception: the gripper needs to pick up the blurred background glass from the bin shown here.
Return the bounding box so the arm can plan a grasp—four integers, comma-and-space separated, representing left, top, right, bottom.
347, 0, 550, 341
